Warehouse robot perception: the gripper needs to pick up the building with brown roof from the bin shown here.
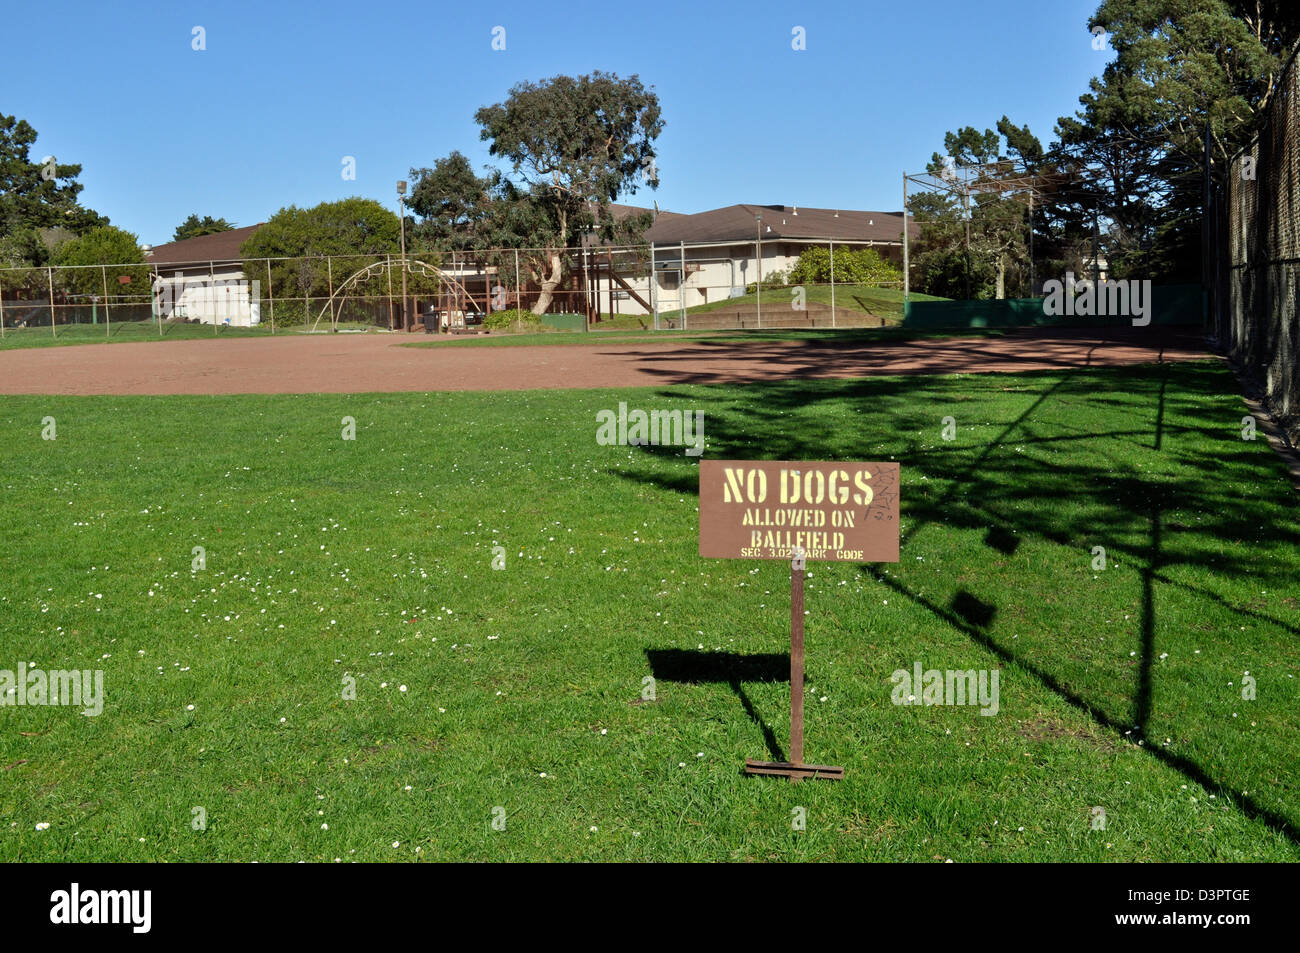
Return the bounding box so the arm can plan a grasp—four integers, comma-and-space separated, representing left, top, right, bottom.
143, 224, 264, 325
603, 204, 915, 318
646, 203, 911, 247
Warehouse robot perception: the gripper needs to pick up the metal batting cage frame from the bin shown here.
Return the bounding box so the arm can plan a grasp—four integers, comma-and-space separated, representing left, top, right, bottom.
902, 158, 1099, 304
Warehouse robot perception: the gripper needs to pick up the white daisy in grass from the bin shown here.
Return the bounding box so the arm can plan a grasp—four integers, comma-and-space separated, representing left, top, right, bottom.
35, 822, 50, 831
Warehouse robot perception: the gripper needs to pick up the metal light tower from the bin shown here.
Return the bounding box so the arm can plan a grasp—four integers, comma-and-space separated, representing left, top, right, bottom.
397, 180, 409, 331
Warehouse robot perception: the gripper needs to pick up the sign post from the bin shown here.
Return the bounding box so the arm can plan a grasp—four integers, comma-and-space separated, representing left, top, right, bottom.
699, 460, 901, 782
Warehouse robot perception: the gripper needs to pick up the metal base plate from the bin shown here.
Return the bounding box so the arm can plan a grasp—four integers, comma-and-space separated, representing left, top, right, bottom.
744, 759, 844, 781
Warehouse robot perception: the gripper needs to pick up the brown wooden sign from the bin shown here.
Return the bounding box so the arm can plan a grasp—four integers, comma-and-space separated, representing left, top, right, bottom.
699, 461, 900, 563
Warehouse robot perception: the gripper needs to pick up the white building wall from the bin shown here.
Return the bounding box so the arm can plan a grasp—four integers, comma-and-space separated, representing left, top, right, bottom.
152, 265, 261, 326
610, 243, 831, 317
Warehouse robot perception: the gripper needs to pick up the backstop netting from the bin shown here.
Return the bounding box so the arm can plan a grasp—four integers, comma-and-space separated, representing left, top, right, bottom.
1212, 44, 1300, 444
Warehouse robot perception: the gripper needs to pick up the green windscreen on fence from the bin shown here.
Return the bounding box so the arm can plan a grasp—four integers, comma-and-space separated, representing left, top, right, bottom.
540, 312, 586, 331
902, 284, 1205, 330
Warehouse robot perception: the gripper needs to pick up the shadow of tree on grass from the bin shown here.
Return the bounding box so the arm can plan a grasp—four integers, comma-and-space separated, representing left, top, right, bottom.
622, 358, 1300, 844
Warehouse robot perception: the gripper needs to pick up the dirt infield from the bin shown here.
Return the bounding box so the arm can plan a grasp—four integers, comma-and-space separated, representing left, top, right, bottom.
0, 327, 1212, 395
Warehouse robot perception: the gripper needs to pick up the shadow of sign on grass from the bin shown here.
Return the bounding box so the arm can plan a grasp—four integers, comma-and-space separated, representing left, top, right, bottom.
645, 648, 792, 764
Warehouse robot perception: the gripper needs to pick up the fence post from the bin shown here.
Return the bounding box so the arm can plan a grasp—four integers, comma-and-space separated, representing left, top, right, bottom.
902, 172, 910, 310
650, 243, 657, 330
679, 240, 686, 330
513, 248, 521, 312
47, 266, 56, 338
267, 260, 275, 334
101, 264, 111, 338
327, 256, 335, 330
210, 261, 217, 335
580, 242, 591, 332
0, 270, 6, 340
963, 191, 972, 300
830, 239, 836, 329
1028, 192, 1035, 299
386, 255, 394, 330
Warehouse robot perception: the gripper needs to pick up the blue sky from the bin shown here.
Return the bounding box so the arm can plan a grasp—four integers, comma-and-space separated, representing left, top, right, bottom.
3, 0, 1107, 246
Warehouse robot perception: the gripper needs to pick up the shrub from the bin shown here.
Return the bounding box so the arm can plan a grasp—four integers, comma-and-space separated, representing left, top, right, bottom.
789, 246, 902, 285
744, 266, 792, 294
483, 307, 543, 332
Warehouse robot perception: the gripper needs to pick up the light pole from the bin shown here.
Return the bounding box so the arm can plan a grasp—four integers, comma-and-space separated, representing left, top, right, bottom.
397, 180, 409, 331
755, 213, 763, 328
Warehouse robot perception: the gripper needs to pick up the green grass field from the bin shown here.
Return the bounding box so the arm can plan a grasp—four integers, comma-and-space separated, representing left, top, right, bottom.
0, 320, 390, 351
2, 359, 1297, 861
0, 286, 944, 353
404, 326, 1017, 349
585, 284, 945, 332
0, 320, 1012, 355
0, 321, 271, 350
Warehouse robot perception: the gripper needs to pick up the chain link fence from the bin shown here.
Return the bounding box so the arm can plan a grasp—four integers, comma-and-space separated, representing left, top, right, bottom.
0, 238, 908, 341
1207, 43, 1300, 445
